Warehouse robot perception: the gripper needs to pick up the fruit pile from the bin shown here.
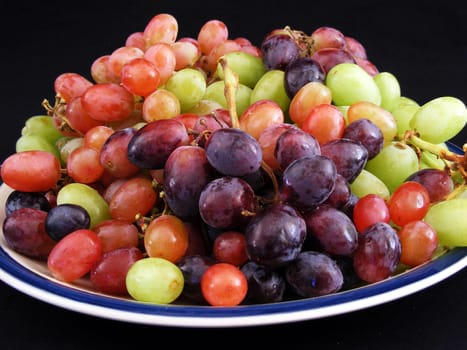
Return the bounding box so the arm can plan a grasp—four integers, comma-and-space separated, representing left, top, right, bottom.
1, 13, 467, 307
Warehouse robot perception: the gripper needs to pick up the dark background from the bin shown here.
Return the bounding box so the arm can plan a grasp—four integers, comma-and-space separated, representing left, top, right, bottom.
1, 0, 466, 348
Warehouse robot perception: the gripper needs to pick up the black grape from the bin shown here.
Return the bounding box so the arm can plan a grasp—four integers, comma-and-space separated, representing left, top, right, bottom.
284, 57, 325, 98
342, 118, 384, 159
240, 261, 286, 304
5, 190, 51, 216
45, 203, 91, 241
261, 33, 301, 71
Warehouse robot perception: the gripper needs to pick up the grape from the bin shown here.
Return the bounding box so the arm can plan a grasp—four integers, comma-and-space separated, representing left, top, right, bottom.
346, 101, 398, 145
310, 47, 356, 74
284, 57, 325, 98
125, 257, 184, 304
142, 89, 181, 122
90, 246, 144, 295
144, 214, 189, 263
164, 68, 207, 112
423, 198, 467, 247
21, 115, 63, 145
200, 262, 248, 306
239, 99, 284, 140
349, 169, 390, 200
404, 168, 454, 203
320, 138, 368, 183
387, 181, 430, 227
66, 145, 104, 184
45, 203, 91, 241
244, 203, 306, 267
240, 261, 286, 304
325, 62, 381, 106
143, 13, 178, 47
81, 83, 135, 122
2, 208, 55, 260
47, 229, 102, 283
171, 40, 201, 71
198, 176, 256, 230
285, 251, 344, 297
257, 122, 296, 171
260, 33, 300, 71
93, 219, 140, 253
121, 57, 160, 97
99, 127, 140, 179
197, 19, 229, 55
304, 205, 358, 256
342, 118, 384, 159
54, 72, 93, 102
397, 220, 438, 267
353, 193, 390, 233
323, 173, 351, 209
1, 150, 61, 192
177, 254, 216, 304
250, 69, 290, 113
365, 141, 419, 193
288, 81, 332, 126
274, 126, 321, 171
15, 134, 61, 161
205, 128, 262, 177
300, 104, 345, 145
203, 80, 252, 117
143, 43, 177, 85
409, 96, 467, 144
309, 26, 347, 52
163, 145, 214, 218
353, 222, 401, 283
127, 118, 190, 169
212, 230, 248, 266
56, 182, 111, 228
216, 51, 267, 88
108, 176, 157, 222
5, 190, 51, 216
344, 36, 367, 59
281, 155, 337, 210
373, 71, 401, 112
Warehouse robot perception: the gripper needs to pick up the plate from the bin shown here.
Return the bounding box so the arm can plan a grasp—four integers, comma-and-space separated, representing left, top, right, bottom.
1, 143, 467, 328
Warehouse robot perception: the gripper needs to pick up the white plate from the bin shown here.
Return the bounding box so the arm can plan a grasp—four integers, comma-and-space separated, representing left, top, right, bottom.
1, 144, 467, 328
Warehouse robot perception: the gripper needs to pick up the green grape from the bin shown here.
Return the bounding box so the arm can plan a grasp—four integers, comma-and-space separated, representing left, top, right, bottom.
349, 169, 390, 200
16, 134, 61, 161
409, 96, 467, 144
21, 115, 63, 145
164, 68, 206, 112
250, 69, 290, 115
203, 80, 252, 116
373, 71, 401, 112
125, 257, 184, 304
364, 141, 419, 193
56, 183, 111, 228
216, 51, 266, 88
391, 98, 420, 138
325, 63, 381, 106
188, 99, 223, 114
56, 136, 84, 164
424, 198, 467, 247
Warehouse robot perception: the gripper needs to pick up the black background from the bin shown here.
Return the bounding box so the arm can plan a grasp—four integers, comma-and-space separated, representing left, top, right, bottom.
1, 0, 466, 348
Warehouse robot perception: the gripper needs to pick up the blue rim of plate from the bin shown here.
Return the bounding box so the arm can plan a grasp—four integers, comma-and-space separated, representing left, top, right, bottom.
0, 142, 466, 327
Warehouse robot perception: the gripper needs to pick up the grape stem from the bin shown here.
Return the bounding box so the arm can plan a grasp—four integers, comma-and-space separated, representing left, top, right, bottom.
219, 57, 240, 129
404, 130, 467, 182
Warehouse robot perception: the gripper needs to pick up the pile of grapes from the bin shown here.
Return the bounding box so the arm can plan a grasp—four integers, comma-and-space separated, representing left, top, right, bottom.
1, 13, 467, 307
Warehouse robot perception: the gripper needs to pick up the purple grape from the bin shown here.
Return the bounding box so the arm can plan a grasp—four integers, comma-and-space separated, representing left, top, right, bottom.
100, 127, 139, 178
285, 251, 344, 297
284, 57, 325, 98
280, 155, 337, 211
274, 126, 321, 171
5, 190, 51, 216
163, 145, 214, 218
177, 254, 216, 304
303, 205, 358, 256
198, 176, 256, 230
2, 208, 56, 260
404, 168, 454, 203
45, 203, 91, 241
320, 138, 368, 183
322, 173, 351, 209
342, 118, 384, 159
127, 119, 190, 169
261, 33, 301, 71
205, 128, 262, 177
240, 261, 286, 304
353, 222, 401, 283
244, 203, 306, 268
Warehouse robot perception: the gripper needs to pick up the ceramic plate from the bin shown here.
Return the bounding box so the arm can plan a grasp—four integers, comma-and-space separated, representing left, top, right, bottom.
1, 144, 466, 328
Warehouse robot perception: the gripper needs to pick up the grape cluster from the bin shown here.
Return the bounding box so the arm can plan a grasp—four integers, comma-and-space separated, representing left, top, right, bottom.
1, 13, 467, 307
